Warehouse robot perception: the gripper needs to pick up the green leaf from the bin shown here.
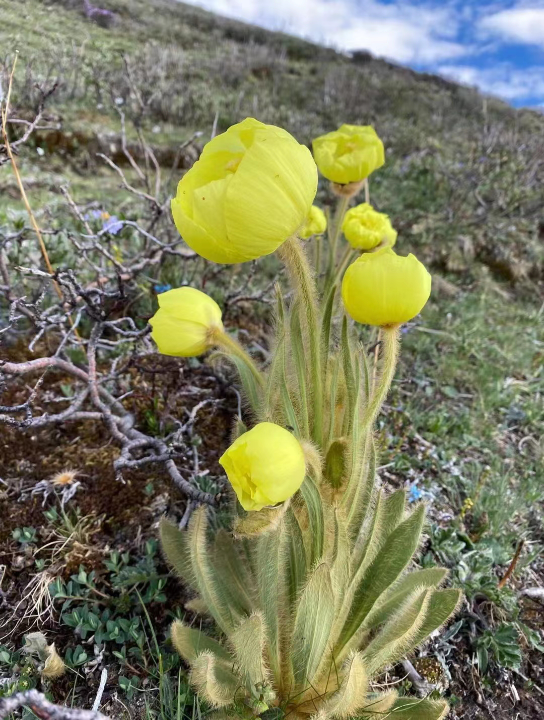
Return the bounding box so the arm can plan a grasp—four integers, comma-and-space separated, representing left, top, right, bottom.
190, 651, 238, 708
298, 477, 325, 567
159, 518, 195, 588
170, 620, 231, 666
362, 568, 449, 632
341, 316, 357, 435
230, 612, 268, 688
408, 588, 462, 653
186, 507, 240, 634
337, 504, 426, 657
361, 588, 431, 674
389, 697, 450, 719
285, 507, 307, 606
256, 520, 288, 680
352, 489, 407, 582
290, 303, 310, 437
212, 529, 256, 616
291, 562, 335, 689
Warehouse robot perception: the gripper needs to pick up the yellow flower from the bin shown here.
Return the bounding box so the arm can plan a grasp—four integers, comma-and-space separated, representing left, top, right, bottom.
149, 287, 223, 356
312, 125, 384, 185
342, 203, 397, 250
342, 247, 431, 326
299, 205, 327, 239
219, 422, 306, 511
171, 118, 317, 264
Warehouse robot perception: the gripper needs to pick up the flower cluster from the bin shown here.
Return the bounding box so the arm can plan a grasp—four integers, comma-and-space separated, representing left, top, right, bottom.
150, 117, 433, 504
151, 118, 457, 720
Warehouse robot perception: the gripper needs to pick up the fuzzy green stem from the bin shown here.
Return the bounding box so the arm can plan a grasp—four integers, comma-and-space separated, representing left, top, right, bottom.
323, 195, 350, 296
210, 327, 265, 388
279, 236, 323, 444
360, 325, 400, 433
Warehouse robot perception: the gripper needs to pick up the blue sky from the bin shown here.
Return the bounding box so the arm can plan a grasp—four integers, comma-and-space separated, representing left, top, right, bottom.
183, 0, 544, 108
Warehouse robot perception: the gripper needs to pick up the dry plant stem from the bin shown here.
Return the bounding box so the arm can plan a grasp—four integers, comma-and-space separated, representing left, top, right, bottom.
361, 325, 400, 432
498, 539, 525, 589
0, 56, 63, 305
0, 690, 109, 720
210, 327, 265, 387
279, 236, 323, 443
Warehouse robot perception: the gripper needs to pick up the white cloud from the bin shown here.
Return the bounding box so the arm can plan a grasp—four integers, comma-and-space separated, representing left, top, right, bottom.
186, 0, 471, 64
439, 63, 544, 101
479, 6, 544, 48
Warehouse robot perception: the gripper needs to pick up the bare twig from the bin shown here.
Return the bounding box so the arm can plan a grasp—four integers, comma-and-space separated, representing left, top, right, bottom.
0, 690, 110, 720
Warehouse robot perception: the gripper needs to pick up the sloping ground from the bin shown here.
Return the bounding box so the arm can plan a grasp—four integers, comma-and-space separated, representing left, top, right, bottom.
2, 0, 544, 287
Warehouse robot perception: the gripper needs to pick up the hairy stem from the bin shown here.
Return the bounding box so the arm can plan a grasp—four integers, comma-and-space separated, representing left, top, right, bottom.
279, 236, 323, 444
360, 325, 400, 433
210, 327, 265, 388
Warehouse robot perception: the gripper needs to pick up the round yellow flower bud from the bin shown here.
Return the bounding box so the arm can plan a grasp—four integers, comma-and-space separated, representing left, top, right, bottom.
342, 203, 397, 250
171, 118, 318, 264
299, 205, 327, 239
342, 247, 431, 327
312, 125, 384, 185
219, 422, 306, 511
149, 287, 223, 357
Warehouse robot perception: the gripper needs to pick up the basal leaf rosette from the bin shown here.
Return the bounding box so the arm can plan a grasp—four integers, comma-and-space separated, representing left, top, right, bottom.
171, 118, 318, 264
342, 247, 431, 327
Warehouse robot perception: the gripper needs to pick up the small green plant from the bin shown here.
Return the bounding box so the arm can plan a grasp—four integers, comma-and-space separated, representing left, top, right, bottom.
49, 540, 169, 671
475, 624, 522, 674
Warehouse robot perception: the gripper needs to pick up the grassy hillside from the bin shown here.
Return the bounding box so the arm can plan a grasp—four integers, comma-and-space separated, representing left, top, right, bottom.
1, 1, 544, 718
3, 0, 544, 285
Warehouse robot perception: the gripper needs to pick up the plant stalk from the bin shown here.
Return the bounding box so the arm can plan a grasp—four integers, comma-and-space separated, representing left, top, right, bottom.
279, 236, 323, 444
210, 328, 265, 388
360, 325, 400, 433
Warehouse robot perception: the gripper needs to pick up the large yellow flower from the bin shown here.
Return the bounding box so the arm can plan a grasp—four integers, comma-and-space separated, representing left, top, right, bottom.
342, 247, 431, 326
149, 287, 223, 356
299, 205, 327, 239
312, 125, 384, 185
342, 203, 397, 250
219, 422, 306, 511
171, 118, 318, 264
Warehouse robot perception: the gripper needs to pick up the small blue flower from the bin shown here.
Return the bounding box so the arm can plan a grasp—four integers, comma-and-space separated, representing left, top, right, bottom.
408, 484, 423, 503
154, 284, 172, 294
83, 209, 103, 221
102, 215, 123, 235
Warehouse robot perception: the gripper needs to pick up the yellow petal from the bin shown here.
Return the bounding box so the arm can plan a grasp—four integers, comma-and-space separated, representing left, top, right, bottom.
149, 287, 223, 357
342, 203, 397, 250
313, 125, 384, 184
225, 134, 317, 259
299, 205, 327, 239
219, 422, 306, 511
342, 247, 431, 326
171, 197, 246, 264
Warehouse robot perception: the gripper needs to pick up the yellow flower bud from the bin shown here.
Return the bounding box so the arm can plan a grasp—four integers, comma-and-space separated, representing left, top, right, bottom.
312, 125, 384, 185
342, 247, 431, 327
342, 203, 397, 250
299, 205, 327, 239
219, 422, 306, 511
149, 287, 223, 357
171, 118, 317, 264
